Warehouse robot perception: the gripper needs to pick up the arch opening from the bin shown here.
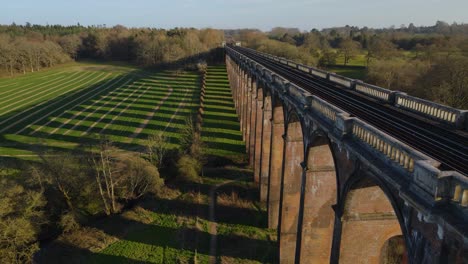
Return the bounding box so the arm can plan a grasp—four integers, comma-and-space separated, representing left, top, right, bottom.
340, 176, 407, 264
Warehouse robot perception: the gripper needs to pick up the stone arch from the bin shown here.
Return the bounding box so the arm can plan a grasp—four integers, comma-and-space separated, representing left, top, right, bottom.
267, 91, 286, 229
297, 130, 338, 263
278, 107, 305, 263
338, 172, 409, 264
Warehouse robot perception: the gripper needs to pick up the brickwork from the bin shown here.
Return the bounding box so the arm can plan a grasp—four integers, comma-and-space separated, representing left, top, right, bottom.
279, 120, 304, 264
225, 51, 467, 264
260, 95, 272, 202
253, 87, 263, 185
299, 139, 336, 263
249, 82, 257, 171
268, 104, 284, 229
340, 184, 404, 264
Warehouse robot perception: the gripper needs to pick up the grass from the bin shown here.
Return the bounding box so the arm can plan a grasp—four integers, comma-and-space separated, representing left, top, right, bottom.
50, 64, 275, 264
327, 66, 367, 80
0, 62, 201, 157
201, 65, 245, 159
334, 52, 367, 67
85, 166, 276, 264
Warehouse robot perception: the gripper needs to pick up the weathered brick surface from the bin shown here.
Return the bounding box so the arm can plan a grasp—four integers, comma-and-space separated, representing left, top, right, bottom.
260, 96, 272, 202
279, 121, 304, 264
253, 91, 263, 185
340, 185, 404, 264
268, 105, 284, 229
249, 85, 257, 170
245, 77, 251, 154
300, 141, 336, 263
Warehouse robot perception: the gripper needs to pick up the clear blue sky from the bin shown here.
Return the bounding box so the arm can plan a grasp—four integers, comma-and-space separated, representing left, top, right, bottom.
1, 0, 467, 31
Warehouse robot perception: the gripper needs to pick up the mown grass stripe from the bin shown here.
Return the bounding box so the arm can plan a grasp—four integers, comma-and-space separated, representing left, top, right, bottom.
0, 71, 99, 125
32, 75, 130, 135
78, 81, 149, 135
0, 71, 72, 100
2, 72, 110, 134
98, 82, 158, 135
63, 78, 137, 135
0, 71, 89, 116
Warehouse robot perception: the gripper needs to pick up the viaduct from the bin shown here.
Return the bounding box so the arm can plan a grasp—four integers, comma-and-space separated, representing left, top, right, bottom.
224, 45, 468, 263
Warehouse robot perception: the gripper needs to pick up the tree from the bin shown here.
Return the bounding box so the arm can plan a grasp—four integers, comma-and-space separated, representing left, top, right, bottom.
58, 35, 81, 59
115, 153, 164, 200
38, 151, 90, 212
420, 56, 468, 108
366, 37, 398, 66
89, 139, 118, 215
0, 178, 46, 264
145, 133, 170, 168
88, 138, 164, 215
319, 49, 338, 66
338, 38, 361, 65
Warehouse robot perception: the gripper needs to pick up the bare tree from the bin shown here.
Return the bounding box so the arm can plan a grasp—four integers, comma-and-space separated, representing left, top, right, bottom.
145, 133, 170, 169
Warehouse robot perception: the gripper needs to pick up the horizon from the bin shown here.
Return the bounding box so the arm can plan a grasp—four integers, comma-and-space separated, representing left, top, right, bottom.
1, 20, 466, 32
2, 0, 468, 31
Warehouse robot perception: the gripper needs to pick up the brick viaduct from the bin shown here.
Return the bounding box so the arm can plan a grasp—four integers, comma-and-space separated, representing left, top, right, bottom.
225, 47, 467, 263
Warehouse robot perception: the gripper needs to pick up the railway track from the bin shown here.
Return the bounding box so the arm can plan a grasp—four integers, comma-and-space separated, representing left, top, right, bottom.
231, 46, 468, 175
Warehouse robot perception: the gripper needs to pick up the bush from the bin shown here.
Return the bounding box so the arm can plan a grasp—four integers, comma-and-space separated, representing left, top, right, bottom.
114, 154, 165, 200
176, 155, 202, 182
60, 212, 80, 233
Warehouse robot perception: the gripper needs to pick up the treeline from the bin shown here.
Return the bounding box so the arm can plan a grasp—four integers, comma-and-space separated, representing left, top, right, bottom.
0, 24, 224, 75
227, 21, 468, 108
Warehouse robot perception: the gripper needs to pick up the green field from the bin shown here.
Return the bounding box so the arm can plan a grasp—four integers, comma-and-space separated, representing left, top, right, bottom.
89, 65, 274, 263
0, 62, 200, 157
202, 65, 244, 158
36, 65, 275, 264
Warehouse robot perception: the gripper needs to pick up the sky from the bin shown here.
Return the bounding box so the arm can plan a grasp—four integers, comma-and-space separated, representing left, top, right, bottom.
1, 0, 468, 31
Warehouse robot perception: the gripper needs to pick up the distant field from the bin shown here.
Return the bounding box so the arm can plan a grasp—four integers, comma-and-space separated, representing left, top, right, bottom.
327, 66, 367, 80
335, 52, 367, 67
0, 62, 200, 157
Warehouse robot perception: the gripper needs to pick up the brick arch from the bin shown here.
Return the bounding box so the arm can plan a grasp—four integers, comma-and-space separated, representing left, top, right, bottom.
266, 91, 286, 229
338, 171, 409, 264
278, 108, 306, 263
297, 130, 338, 263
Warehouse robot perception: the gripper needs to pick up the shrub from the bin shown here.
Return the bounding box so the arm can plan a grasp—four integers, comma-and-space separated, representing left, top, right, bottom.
176, 155, 202, 182
60, 211, 80, 233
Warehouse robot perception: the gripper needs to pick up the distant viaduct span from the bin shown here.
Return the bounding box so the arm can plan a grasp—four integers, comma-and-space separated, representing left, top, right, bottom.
224, 45, 468, 263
